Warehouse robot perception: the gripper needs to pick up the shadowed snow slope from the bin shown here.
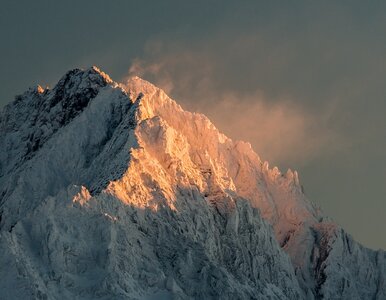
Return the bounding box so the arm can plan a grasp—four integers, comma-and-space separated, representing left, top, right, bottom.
0, 67, 385, 299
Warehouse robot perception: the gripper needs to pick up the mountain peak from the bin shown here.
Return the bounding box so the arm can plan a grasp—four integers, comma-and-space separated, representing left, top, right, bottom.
46, 66, 115, 114
122, 75, 162, 102
1, 66, 385, 299
54, 66, 113, 94
0, 67, 117, 179
89, 65, 113, 83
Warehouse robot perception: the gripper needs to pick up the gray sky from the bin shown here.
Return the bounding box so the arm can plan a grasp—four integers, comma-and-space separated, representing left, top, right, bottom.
1, 1, 385, 249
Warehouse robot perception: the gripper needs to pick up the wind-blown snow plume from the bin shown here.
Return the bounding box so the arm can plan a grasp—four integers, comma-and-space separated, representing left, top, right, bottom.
126, 46, 343, 166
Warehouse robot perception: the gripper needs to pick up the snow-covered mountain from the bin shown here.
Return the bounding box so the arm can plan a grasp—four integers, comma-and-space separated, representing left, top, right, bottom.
0, 67, 384, 299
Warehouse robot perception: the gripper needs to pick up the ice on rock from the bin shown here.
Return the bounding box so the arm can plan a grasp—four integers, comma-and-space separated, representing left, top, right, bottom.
0, 67, 385, 299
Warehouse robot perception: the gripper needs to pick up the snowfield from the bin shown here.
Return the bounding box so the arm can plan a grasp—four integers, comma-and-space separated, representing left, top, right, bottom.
0, 67, 385, 299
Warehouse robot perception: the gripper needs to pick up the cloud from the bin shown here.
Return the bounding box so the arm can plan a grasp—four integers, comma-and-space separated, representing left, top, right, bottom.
202, 95, 340, 166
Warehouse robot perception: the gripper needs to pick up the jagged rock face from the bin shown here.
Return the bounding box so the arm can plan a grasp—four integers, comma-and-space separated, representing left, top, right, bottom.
0, 67, 385, 299
0, 67, 112, 177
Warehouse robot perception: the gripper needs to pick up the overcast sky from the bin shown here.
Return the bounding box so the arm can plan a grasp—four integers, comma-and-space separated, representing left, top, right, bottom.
1, 1, 386, 249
